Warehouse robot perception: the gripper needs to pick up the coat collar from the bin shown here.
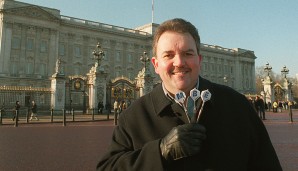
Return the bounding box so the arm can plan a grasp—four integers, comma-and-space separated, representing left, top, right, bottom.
151, 77, 213, 117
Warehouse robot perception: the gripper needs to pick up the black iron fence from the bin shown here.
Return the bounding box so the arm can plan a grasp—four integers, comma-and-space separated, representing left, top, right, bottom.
0, 108, 112, 127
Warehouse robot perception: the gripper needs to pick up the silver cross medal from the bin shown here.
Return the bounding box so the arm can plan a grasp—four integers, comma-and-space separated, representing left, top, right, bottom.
175, 91, 193, 122
175, 91, 186, 104
189, 88, 200, 122
196, 89, 212, 123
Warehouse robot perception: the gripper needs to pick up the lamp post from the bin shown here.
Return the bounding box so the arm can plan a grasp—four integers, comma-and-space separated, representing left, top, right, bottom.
92, 42, 105, 67
264, 62, 272, 76
140, 51, 150, 76
281, 65, 289, 78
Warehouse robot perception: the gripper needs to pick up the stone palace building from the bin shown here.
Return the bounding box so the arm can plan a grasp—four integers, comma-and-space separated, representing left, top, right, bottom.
0, 0, 256, 110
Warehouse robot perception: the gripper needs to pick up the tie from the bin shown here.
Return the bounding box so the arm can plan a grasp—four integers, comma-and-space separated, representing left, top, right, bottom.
186, 97, 195, 118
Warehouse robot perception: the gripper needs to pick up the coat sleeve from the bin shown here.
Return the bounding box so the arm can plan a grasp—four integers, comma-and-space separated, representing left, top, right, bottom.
247, 103, 282, 171
96, 117, 165, 171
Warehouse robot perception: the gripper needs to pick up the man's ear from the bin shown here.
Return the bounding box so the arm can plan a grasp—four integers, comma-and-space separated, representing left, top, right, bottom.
151, 57, 159, 74
198, 54, 202, 63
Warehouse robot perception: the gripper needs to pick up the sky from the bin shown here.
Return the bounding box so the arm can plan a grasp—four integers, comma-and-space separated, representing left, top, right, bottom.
18, 0, 298, 78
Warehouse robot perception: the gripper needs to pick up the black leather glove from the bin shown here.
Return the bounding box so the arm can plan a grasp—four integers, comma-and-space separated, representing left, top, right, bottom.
160, 123, 206, 161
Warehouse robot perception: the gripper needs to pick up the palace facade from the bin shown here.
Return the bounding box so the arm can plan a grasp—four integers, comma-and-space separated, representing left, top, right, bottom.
0, 0, 256, 109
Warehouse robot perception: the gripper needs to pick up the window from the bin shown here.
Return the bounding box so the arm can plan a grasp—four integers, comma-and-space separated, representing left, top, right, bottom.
59, 43, 65, 56
26, 38, 34, 50
104, 50, 108, 61
40, 63, 47, 76
12, 37, 21, 49
74, 45, 81, 57
115, 70, 120, 77
74, 67, 80, 75
40, 40, 47, 52
128, 54, 133, 63
26, 63, 33, 75
116, 52, 121, 62
128, 72, 133, 79
10, 63, 18, 76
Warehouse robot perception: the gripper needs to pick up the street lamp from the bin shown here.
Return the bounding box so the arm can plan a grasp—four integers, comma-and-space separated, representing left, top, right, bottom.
281, 65, 289, 78
264, 62, 272, 76
92, 42, 105, 67
140, 51, 150, 76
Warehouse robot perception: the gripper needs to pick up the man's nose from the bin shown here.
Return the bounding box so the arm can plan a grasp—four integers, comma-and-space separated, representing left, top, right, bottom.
173, 55, 185, 66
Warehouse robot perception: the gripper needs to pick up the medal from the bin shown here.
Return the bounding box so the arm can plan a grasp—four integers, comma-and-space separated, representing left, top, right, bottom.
190, 88, 200, 114
196, 89, 212, 123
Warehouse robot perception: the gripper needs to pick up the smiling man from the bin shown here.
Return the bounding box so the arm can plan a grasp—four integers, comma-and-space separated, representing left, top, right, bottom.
152, 31, 201, 97
97, 18, 282, 171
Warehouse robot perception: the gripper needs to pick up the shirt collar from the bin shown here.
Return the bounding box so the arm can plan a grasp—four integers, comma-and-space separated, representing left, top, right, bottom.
162, 78, 200, 104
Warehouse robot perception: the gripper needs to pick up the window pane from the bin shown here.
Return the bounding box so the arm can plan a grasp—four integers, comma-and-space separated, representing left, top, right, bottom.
26, 63, 33, 74
59, 43, 65, 55
116, 52, 121, 61
12, 37, 21, 49
75, 46, 81, 57
40, 63, 47, 76
128, 54, 132, 63
26, 38, 34, 50
40, 40, 47, 52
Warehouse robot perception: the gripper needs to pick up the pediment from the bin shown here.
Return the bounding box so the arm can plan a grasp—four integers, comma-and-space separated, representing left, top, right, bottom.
1, 5, 60, 22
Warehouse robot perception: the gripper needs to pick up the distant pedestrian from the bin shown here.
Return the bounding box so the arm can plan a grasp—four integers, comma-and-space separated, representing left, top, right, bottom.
12, 101, 20, 121
98, 101, 104, 114
113, 100, 118, 125
288, 101, 293, 122
1, 102, 5, 116
273, 101, 278, 113
105, 102, 111, 114
267, 101, 272, 111
29, 100, 39, 121
255, 96, 266, 120
278, 101, 283, 112
121, 101, 127, 111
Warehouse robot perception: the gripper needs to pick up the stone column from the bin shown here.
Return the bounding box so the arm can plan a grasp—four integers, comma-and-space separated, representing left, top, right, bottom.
262, 76, 273, 103
0, 21, 13, 76
282, 78, 292, 101
51, 59, 66, 110
51, 73, 66, 110
137, 51, 155, 96
87, 64, 107, 109
262, 63, 273, 102
281, 66, 292, 101
136, 68, 155, 97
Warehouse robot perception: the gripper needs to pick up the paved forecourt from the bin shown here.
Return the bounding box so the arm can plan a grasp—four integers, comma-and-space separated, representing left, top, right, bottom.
0, 110, 297, 171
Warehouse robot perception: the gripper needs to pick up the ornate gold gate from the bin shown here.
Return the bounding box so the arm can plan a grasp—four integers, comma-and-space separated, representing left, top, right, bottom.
66, 76, 88, 113
108, 76, 137, 107
274, 84, 285, 101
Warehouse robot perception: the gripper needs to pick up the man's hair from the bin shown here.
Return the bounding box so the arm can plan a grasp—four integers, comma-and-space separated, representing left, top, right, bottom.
152, 18, 201, 56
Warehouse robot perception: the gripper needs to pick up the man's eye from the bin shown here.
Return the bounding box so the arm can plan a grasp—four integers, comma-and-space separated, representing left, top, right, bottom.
163, 54, 173, 58
185, 52, 194, 56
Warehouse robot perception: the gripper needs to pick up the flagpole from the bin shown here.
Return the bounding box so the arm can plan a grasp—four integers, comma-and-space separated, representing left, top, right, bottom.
152, 0, 154, 23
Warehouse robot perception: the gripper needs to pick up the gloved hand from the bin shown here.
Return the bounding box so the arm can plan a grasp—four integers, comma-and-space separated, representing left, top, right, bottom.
160, 123, 206, 161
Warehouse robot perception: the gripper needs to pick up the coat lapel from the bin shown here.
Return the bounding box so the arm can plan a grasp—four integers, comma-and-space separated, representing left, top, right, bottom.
150, 84, 189, 123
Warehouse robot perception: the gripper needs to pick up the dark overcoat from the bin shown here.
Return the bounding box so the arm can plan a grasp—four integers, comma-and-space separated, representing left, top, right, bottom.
97, 77, 282, 171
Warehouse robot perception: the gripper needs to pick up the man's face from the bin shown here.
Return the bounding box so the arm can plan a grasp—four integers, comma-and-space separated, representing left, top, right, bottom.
152, 31, 202, 95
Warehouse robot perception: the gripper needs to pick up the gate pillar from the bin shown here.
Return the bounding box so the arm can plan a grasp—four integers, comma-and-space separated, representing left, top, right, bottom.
87, 64, 107, 109
51, 59, 66, 110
